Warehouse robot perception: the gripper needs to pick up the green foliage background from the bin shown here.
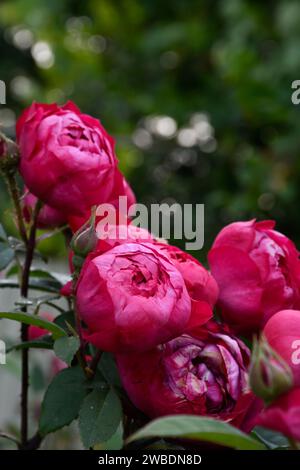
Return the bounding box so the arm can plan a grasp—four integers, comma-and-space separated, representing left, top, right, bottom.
1, 0, 300, 256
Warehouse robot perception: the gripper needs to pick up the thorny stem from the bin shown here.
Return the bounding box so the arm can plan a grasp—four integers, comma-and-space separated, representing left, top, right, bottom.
19, 200, 41, 448
72, 277, 88, 375
5, 173, 28, 245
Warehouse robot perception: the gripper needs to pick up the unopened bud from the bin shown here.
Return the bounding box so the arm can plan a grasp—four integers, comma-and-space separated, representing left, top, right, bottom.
0, 132, 19, 174
249, 335, 294, 404
71, 207, 98, 258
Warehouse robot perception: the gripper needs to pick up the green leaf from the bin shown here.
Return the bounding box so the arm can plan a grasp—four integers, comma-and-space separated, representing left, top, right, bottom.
253, 426, 289, 449
0, 247, 14, 270
0, 278, 62, 293
54, 311, 76, 333
39, 366, 87, 436
98, 352, 122, 387
0, 311, 66, 339
127, 415, 266, 450
25, 269, 71, 286
7, 336, 53, 353
54, 336, 80, 365
93, 423, 124, 450
79, 388, 122, 449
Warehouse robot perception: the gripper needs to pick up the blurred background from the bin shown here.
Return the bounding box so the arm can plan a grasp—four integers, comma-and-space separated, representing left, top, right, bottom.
1, 0, 300, 449
1, 0, 300, 255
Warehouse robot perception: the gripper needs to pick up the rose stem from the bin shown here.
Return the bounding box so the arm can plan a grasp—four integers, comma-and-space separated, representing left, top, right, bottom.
5, 173, 28, 245
19, 200, 41, 447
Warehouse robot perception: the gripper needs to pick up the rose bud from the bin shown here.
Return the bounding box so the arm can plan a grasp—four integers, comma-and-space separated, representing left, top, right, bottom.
71, 207, 98, 260
208, 220, 300, 335
255, 387, 300, 441
22, 189, 66, 230
156, 244, 219, 309
76, 242, 212, 353
17, 102, 119, 216
116, 320, 259, 430
0, 133, 19, 173
249, 336, 293, 404
263, 310, 300, 387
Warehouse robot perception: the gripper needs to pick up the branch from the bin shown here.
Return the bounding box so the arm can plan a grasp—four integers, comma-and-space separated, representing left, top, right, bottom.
6, 173, 28, 245
20, 200, 41, 448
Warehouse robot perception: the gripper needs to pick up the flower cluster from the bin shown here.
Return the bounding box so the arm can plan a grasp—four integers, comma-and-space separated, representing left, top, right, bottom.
13, 102, 300, 445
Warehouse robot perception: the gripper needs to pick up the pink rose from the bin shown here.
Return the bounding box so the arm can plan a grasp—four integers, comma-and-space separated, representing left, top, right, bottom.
67, 171, 136, 233
263, 310, 300, 387
208, 220, 300, 335
22, 189, 66, 229
116, 320, 258, 430
96, 223, 156, 253
76, 242, 212, 352
256, 388, 300, 441
17, 101, 118, 216
156, 244, 219, 308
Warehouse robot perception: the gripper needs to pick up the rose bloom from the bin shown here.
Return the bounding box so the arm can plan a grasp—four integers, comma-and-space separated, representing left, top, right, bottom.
256, 388, 300, 441
116, 320, 258, 430
17, 101, 119, 216
96, 223, 156, 253
263, 310, 300, 387
208, 220, 300, 335
22, 189, 66, 229
67, 170, 136, 233
76, 242, 212, 353
92, 227, 219, 313
156, 244, 219, 309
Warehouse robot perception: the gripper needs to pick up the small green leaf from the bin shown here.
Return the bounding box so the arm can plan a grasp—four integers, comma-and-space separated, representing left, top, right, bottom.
54, 336, 80, 365
54, 311, 76, 333
253, 426, 289, 449
93, 423, 124, 450
0, 247, 14, 270
79, 388, 122, 448
39, 366, 87, 436
7, 336, 53, 353
0, 311, 66, 339
98, 352, 122, 387
127, 415, 266, 450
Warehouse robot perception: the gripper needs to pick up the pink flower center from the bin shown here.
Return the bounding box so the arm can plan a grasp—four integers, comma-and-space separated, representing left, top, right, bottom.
163, 335, 247, 414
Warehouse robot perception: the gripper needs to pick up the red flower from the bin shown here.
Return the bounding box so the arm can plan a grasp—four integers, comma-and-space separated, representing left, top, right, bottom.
17, 102, 119, 216
76, 242, 212, 352
116, 320, 259, 431
263, 310, 300, 387
67, 169, 136, 233
156, 243, 219, 308
22, 189, 66, 229
208, 220, 300, 335
256, 388, 300, 441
